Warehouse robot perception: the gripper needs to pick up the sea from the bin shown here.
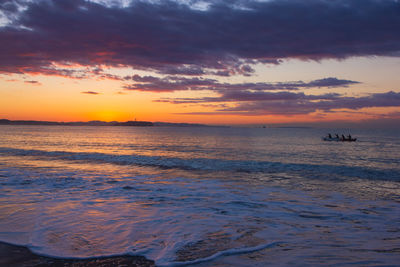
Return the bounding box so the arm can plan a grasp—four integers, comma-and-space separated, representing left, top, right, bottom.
0, 125, 399, 266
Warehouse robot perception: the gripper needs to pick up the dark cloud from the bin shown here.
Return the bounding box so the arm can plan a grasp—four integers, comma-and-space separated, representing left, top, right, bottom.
306, 78, 360, 88
157, 65, 206, 76
161, 91, 400, 115
90, 66, 123, 80
24, 80, 40, 84
123, 75, 219, 92
1, 0, 400, 76
156, 91, 308, 104
124, 75, 359, 92
81, 91, 100, 95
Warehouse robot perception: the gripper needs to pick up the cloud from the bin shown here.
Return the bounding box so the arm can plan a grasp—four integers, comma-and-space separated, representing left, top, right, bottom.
228, 91, 400, 115
163, 91, 400, 115
156, 91, 309, 104
123, 75, 219, 92
156, 65, 206, 76
306, 78, 360, 88
24, 80, 41, 85
125, 75, 359, 92
81, 91, 100, 95
1, 0, 400, 76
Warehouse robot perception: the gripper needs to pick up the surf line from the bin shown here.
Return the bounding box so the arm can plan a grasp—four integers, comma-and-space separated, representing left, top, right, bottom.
159, 241, 284, 267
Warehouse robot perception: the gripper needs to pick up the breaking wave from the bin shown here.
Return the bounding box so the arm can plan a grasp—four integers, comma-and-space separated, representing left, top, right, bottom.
1, 147, 399, 181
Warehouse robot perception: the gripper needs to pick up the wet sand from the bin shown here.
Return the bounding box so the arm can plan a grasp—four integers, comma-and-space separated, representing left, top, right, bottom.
0, 241, 155, 267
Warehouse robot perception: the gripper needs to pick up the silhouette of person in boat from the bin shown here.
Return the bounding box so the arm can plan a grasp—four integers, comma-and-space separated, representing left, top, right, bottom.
324, 133, 355, 141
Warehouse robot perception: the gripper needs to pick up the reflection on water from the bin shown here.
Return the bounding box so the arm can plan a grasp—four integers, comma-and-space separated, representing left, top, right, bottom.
0, 125, 399, 266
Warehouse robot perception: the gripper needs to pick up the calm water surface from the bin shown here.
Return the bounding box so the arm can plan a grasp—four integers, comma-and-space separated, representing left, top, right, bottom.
0, 125, 399, 266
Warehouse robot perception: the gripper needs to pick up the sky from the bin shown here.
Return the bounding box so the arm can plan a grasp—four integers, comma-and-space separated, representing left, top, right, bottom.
1, 0, 400, 126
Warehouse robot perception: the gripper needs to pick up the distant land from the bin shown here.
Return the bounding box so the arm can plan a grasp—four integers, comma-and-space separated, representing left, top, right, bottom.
153, 122, 210, 127
0, 119, 210, 127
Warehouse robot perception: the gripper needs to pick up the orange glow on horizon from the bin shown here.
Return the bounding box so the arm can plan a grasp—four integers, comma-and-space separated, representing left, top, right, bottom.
1, 58, 400, 126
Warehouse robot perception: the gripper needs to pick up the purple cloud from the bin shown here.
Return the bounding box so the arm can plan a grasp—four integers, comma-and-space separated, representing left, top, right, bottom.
306, 78, 360, 88
124, 75, 359, 92
24, 80, 41, 85
156, 65, 206, 76
123, 75, 218, 92
1, 0, 400, 76
161, 91, 400, 115
81, 91, 100, 95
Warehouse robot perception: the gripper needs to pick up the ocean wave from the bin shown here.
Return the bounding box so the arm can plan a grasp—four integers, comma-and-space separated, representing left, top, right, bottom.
158, 242, 283, 266
0, 147, 399, 181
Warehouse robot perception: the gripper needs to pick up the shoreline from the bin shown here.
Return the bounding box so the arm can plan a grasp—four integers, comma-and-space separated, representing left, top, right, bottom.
0, 241, 155, 267
0, 119, 154, 127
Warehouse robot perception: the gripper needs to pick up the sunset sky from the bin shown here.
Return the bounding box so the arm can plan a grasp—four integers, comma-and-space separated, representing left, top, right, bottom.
1, 0, 400, 125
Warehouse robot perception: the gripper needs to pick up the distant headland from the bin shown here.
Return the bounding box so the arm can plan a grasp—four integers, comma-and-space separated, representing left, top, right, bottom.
0, 119, 210, 127
0, 119, 153, 127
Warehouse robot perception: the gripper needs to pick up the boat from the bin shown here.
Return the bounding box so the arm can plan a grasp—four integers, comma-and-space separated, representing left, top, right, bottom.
341, 137, 357, 142
323, 136, 340, 141
323, 136, 357, 142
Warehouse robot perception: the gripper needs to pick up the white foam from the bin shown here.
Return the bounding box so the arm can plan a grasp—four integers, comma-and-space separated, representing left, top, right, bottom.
158, 242, 282, 266
1, 127, 400, 266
